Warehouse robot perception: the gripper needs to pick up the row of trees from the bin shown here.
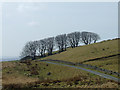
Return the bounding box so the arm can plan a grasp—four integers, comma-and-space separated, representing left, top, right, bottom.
20, 31, 100, 59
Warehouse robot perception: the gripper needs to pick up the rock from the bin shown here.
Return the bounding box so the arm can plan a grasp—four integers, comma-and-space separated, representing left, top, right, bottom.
43, 84, 49, 86
47, 72, 51, 75
102, 48, 105, 51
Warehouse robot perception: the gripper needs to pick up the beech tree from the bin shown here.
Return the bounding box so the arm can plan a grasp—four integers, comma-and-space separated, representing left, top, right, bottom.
81, 31, 100, 45
46, 37, 54, 55
20, 41, 38, 60
81, 32, 92, 45
67, 32, 80, 48
91, 32, 100, 43
37, 39, 47, 57
55, 34, 67, 52
20, 31, 100, 60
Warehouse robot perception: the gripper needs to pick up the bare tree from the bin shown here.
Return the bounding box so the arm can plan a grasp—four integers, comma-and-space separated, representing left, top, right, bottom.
20, 41, 37, 60
37, 39, 47, 57
91, 33, 100, 43
55, 34, 67, 52
46, 37, 54, 55
74, 32, 81, 47
20, 31, 100, 60
67, 32, 80, 48
81, 31, 100, 45
81, 31, 92, 45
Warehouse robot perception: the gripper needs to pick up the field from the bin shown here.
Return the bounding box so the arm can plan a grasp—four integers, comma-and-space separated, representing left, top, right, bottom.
40, 38, 119, 73
84, 55, 118, 72
2, 60, 118, 89
2, 38, 119, 89
41, 38, 119, 63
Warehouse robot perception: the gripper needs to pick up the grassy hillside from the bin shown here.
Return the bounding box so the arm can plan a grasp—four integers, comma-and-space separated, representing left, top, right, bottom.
41, 38, 119, 63
2, 38, 119, 89
2, 60, 118, 89
84, 55, 118, 72
2, 60, 101, 84
39, 38, 119, 72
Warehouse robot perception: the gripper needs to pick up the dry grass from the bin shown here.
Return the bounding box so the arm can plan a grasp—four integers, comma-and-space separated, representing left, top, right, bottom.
76, 82, 118, 88
84, 55, 118, 72
41, 39, 119, 63
26, 60, 89, 81
36, 76, 118, 88
2, 60, 89, 84
2, 39, 119, 88
2, 61, 18, 69
2, 60, 118, 88
2, 74, 39, 85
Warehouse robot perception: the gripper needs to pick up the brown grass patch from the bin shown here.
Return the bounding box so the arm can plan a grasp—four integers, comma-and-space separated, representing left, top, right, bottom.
2, 74, 39, 85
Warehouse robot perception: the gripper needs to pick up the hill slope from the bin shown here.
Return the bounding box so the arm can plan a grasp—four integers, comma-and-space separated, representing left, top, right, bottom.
2, 60, 118, 89
2, 38, 119, 89
41, 38, 119, 63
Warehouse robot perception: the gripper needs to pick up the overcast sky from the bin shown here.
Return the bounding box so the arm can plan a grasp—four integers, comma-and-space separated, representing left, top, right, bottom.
2, 2, 118, 58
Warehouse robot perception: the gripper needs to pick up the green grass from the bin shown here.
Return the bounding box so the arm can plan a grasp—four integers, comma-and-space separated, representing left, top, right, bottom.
84, 55, 118, 72
2, 60, 94, 83
2, 38, 119, 89
2, 60, 118, 88
38, 38, 119, 73
40, 38, 119, 63
41, 60, 119, 79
